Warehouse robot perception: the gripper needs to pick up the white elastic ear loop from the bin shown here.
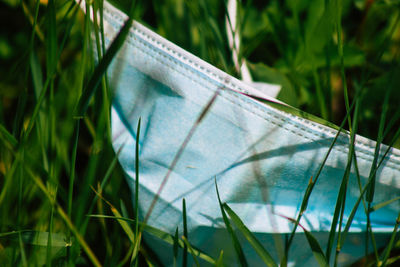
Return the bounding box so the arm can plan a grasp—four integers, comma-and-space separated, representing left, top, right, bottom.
225, 0, 281, 98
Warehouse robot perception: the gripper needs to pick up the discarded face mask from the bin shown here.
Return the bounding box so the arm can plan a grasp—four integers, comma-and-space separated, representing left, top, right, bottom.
89, 1, 400, 266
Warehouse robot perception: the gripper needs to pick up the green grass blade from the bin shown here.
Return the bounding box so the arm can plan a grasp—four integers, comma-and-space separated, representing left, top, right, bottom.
215, 179, 248, 267
23, 77, 51, 139
215, 250, 224, 267
278, 213, 329, 267
75, 0, 137, 117
380, 212, 400, 266
18, 233, 28, 267
133, 118, 141, 266
182, 198, 188, 267
57, 205, 102, 267
0, 230, 69, 247
182, 235, 200, 267
363, 69, 395, 261
46, 204, 55, 267
303, 229, 328, 267
0, 159, 18, 206
88, 214, 217, 265
326, 98, 360, 264
67, 121, 80, 264
341, 140, 400, 248
93, 190, 136, 244
46, 0, 57, 77
22, 161, 102, 267
30, 49, 43, 101
366, 75, 392, 204
384, 255, 400, 267
341, 84, 399, 260
0, 123, 18, 148
67, 121, 79, 219
334, 0, 352, 131
173, 227, 179, 267
222, 203, 277, 267
17, 151, 26, 267
370, 197, 400, 212
79, 143, 126, 236
285, 91, 360, 260
335, 98, 360, 264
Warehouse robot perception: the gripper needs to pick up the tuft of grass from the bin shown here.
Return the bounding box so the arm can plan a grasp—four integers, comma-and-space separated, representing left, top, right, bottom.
216, 179, 248, 266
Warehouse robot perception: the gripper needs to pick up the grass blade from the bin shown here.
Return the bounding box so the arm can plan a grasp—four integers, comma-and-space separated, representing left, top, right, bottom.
370, 197, 400, 212
75, 0, 137, 117
173, 227, 179, 267
0, 230, 69, 247
88, 214, 216, 265
215, 250, 224, 267
0, 123, 18, 149
23, 163, 102, 267
284, 90, 360, 262
133, 118, 141, 266
380, 212, 400, 266
46, 0, 57, 77
91, 187, 136, 244
334, 0, 352, 130
222, 203, 277, 267
327, 98, 360, 264
181, 235, 200, 267
182, 198, 188, 267
279, 213, 328, 267
340, 133, 400, 249
303, 229, 328, 267
215, 179, 248, 266
78, 143, 126, 238
46, 204, 55, 267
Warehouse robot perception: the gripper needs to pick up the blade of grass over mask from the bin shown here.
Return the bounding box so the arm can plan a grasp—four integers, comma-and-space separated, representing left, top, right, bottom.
329, 97, 360, 265
182, 199, 189, 267
380, 211, 400, 266
91, 187, 136, 247
364, 73, 393, 261
143, 88, 221, 223
282, 88, 360, 265
277, 213, 328, 267
335, 62, 400, 264
173, 227, 179, 267
88, 215, 217, 265
75, 0, 137, 118
133, 118, 141, 267
181, 236, 200, 267
365, 63, 398, 255
337, 118, 400, 265
283, 7, 400, 264
222, 203, 277, 267
215, 179, 248, 267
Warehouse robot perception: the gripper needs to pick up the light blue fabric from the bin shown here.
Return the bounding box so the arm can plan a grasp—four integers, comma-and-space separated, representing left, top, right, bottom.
96, 2, 400, 265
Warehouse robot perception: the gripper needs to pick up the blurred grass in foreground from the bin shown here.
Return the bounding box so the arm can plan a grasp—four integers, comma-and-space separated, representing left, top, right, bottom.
0, 0, 400, 266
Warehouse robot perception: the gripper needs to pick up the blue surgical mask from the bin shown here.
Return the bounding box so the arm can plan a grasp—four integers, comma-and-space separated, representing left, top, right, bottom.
92, 2, 400, 266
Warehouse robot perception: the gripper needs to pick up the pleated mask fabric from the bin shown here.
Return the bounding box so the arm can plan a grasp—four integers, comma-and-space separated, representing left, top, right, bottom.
87, 2, 400, 266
